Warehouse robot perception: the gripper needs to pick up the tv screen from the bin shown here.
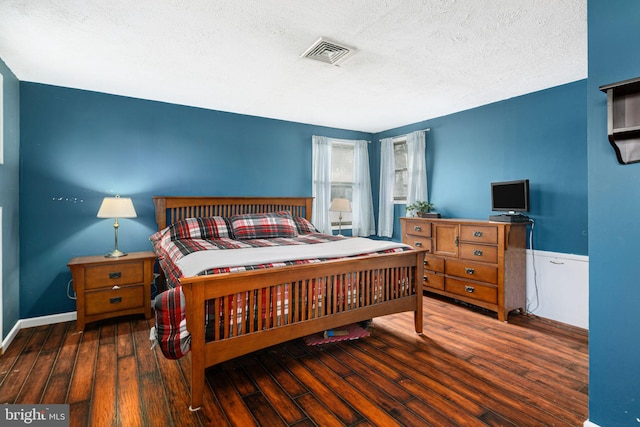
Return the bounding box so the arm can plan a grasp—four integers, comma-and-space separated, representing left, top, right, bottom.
491, 179, 530, 212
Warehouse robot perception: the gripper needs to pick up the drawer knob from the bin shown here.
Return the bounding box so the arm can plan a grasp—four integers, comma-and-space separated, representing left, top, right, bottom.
464, 285, 475, 293
473, 231, 483, 237
110, 297, 122, 304
473, 250, 483, 256
465, 268, 475, 275
423, 276, 428, 281
414, 241, 423, 247
109, 272, 122, 279
414, 226, 422, 232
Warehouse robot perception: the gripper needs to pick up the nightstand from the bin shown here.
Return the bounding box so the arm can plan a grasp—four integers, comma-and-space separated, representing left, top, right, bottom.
68, 251, 156, 331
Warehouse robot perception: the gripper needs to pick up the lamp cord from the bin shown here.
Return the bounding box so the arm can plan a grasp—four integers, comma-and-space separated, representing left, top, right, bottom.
67, 279, 77, 300
526, 220, 540, 315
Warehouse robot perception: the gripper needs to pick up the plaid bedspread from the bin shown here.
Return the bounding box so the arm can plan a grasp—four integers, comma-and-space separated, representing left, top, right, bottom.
151, 233, 410, 359
157, 233, 348, 289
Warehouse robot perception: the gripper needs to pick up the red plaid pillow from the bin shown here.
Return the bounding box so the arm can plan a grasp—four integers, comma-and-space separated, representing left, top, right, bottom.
167, 217, 233, 241
231, 212, 298, 239
292, 216, 318, 234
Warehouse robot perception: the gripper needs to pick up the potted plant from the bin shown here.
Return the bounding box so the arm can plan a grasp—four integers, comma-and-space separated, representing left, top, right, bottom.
406, 201, 440, 218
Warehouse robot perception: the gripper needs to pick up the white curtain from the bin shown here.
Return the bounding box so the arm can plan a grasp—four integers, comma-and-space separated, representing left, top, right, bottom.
406, 130, 428, 207
311, 136, 333, 234
352, 140, 375, 236
377, 137, 395, 237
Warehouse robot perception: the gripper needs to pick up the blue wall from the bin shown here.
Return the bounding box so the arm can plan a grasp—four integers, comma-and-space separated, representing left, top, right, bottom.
588, 0, 640, 425
18, 74, 588, 323
373, 81, 588, 255
0, 58, 20, 338
19, 83, 370, 318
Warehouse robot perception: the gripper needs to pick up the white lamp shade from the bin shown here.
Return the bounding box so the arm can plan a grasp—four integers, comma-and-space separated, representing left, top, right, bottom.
330, 198, 351, 212
97, 196, 137, 218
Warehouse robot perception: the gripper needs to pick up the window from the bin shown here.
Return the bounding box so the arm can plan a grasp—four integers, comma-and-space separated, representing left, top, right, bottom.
393, 139, 408, 201
378, 131, 427, 238
329, 142, 354, 227
313, 135, 374, 236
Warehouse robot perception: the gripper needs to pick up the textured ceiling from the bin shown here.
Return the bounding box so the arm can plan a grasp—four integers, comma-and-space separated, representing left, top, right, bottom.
0, 0, 587, 133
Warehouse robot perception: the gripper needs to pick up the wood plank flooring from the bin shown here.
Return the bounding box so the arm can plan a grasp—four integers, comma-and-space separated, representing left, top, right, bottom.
0, 295, 588, 426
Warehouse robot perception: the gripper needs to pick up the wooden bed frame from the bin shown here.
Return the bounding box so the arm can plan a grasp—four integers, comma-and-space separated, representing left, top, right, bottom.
152, 196, 424, 410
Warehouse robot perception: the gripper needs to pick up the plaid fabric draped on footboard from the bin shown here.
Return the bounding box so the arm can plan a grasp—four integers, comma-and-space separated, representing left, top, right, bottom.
152, 252, 414, 360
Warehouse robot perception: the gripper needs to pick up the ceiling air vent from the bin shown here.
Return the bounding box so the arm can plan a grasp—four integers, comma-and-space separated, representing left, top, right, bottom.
301, 37, 356, 66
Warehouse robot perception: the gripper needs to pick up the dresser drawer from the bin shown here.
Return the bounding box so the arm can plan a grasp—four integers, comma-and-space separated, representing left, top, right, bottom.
84, 261, 145, 290
445, 277, 497, 304
405, 235, 432, 252
423, 271, 444, 291
423, 254, 444, 273
85, 285, 144, 316
404, 219, 431, 238
460, 225, 498, 244
445, 259, 498, 285
460, 243, 498, 264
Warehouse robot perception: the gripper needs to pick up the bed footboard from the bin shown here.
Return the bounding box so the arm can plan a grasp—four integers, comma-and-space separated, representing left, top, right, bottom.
180, 250, 424, 410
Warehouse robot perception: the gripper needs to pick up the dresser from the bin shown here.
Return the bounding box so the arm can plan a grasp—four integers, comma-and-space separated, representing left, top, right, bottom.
68, 251, 155, 331
401, 217, 527, 321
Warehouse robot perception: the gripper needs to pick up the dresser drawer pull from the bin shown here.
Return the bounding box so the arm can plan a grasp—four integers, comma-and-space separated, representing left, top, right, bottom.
464, 285, 475, 293
473, 231, 483, 237
109, 272, 122, 279
413, 225, 422, 232
423, 276, 428, 281
465, 268, 475, 275
110, 297, 122, 304
473, 249, 483, 256
414, 241, 423, 247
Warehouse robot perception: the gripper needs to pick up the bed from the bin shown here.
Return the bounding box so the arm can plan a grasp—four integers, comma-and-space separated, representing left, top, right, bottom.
151, 196, 425, 410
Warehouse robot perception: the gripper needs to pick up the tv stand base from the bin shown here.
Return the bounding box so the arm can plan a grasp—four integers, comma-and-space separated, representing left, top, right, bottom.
489, 214, 530, 223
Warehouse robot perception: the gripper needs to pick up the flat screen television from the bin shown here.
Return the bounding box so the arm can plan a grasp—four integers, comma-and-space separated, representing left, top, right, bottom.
490, 179, 530, 220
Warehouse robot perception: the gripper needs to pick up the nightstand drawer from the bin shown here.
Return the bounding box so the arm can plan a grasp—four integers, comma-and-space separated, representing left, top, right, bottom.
84, 261, 144, 290
85, 285, 144, 316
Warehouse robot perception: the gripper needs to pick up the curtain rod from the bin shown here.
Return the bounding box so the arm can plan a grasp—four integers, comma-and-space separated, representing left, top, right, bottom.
378, 127, 431, 142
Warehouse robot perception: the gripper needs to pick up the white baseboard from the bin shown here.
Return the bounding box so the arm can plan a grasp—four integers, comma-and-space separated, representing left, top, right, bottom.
2, 321, 21, 354
1, 311, 76, 353
19, 311, 77, 329
584, 420, 600, 427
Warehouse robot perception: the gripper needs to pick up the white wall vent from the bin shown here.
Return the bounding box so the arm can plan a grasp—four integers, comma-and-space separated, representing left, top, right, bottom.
301, 37, 356, 66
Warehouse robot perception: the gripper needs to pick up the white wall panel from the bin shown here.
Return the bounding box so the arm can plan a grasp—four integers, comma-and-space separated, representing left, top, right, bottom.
526, 250, 589, 329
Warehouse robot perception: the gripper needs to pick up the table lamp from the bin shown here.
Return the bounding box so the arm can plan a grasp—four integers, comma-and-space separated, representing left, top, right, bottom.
97, 195, 137, 257
329, 198, 351, 236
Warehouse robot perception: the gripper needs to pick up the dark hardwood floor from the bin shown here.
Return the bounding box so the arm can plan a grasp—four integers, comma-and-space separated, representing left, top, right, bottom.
0, 295, 588, 426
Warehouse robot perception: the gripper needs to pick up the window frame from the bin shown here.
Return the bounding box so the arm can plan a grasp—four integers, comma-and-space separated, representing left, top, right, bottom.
329, 140, 354, 229
392, 138, 408, 204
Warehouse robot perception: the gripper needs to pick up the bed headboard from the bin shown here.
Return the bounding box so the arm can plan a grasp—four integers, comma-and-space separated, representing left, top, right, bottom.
152, 196, 314, 230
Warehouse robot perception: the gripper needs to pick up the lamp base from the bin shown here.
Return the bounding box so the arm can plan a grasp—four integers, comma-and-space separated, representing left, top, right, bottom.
105, 249, 128, 258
